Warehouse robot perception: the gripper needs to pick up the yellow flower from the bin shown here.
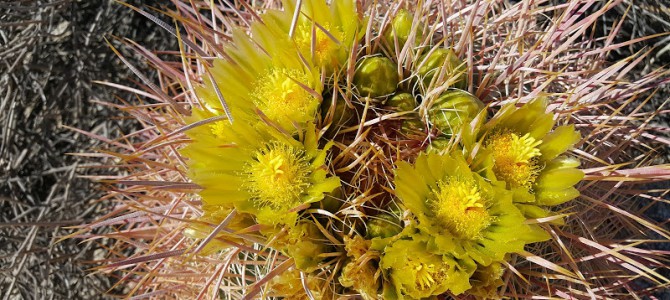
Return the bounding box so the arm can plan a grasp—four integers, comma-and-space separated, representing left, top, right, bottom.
431, 177, 492, 240
472, 98, 583, 208
251, 67, 321, 131
262, 0, 362, 72
182, 119, 340, 227
394, 152, 548, 266
295, 22, 345, 69
380, 234, 475, 299
485, 130, 543, 190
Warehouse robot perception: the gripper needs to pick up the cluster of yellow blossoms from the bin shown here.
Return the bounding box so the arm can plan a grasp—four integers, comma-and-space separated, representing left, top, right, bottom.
182, 1, 583, 299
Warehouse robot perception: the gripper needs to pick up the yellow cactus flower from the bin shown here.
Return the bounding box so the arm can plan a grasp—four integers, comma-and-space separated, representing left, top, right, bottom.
431, 177, 492, 240
485, 131, 543, 190
250, 67, 321, 131
474, 98, 583, 208
294, 22, 345, 69
380, 235, 476, 299
182, 119, 340, 228
262, 0, 362, 72
194, 17, 324, 134
394, 152, 549, 266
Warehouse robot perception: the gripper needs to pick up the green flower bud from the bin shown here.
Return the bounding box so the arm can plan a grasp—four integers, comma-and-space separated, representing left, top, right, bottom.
417, 48, 466, 89
426, 138, 451, 153
367, 213, 403, 239
384, 9, 421, 49
427, 89, 484, 135
386, 93, 423, 134
386, 92, 417, 112
354, 57, 399, 97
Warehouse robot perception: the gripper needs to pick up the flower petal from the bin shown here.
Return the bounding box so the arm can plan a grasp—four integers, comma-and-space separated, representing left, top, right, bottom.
538, 125, 581, 161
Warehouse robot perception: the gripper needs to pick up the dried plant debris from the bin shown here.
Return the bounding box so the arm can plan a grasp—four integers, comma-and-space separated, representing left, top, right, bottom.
0, 0, 175, 299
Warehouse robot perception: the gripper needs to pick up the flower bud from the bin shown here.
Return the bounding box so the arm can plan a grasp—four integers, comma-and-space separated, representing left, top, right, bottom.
385, 9, 421, 49
354, 57, 399, 97
417, 48, 466, 89
317, 187, 344, 213
428, 89, 484, 135
386, 92, 417, 112
426, 138, 451, 153
386, 93, 423, 133
367, 213, 403, 239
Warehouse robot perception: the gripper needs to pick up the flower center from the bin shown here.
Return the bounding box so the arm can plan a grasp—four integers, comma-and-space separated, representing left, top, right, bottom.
486, 131, 543, 190
244, 142, 310, 209
252, 68, 317, 130
209, 122, 227, 139
407, 261, 448, 292
414, 263, 436, 290
432, 178, 492, 240
295, 23, 344, 67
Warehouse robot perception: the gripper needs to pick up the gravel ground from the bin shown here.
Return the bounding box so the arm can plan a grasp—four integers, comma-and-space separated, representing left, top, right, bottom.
0, 0, 667, 299
0, 1, 174, 299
